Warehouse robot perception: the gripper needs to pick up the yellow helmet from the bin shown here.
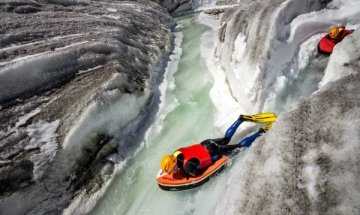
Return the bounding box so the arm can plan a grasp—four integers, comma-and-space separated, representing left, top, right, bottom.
160, 154, 177, 174
328, 26, 340, 39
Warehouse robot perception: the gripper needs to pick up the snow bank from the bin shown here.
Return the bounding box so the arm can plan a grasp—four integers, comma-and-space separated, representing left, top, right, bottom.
214, 1, 360, 213
214, 0, 330, 115
219, 70, 360, 214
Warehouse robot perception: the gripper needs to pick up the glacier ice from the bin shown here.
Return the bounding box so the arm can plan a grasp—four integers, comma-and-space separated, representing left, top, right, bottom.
0, 0, 175, 214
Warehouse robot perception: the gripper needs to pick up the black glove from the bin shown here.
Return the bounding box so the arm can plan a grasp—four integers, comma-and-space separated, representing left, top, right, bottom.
239, 114, 253, 121
259, 123, 272, 133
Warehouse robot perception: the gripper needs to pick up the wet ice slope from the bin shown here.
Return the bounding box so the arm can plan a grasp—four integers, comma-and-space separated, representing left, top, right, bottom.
0, 0, 174, 214
217, 29, 360, 214
211, 0, 360, 118
213, 0, 329, 114
209, 0, 360, 214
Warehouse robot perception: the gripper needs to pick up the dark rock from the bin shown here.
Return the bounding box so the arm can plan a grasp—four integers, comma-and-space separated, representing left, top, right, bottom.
0, 160, 34, 194
13, 5, 40, 14
204, 8, 226, 15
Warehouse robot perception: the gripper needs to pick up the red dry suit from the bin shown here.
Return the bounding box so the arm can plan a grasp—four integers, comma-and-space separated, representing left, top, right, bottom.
176, 144, 212, 171
318, 27, 353, 55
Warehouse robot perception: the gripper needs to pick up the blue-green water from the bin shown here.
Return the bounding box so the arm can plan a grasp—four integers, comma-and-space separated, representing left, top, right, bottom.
89, 14, 227, 215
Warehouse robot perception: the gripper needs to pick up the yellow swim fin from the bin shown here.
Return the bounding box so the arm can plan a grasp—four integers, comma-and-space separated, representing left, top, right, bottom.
240, 112, 277, 123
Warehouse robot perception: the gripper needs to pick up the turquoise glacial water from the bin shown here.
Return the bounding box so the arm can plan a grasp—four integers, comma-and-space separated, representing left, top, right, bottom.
90, 14, 228, 215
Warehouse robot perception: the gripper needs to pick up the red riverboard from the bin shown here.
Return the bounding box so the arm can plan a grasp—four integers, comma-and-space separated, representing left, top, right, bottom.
156, 156, 228, 191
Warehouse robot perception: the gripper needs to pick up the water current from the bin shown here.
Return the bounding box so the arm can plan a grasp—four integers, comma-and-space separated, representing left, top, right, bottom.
89, 13, 232, 215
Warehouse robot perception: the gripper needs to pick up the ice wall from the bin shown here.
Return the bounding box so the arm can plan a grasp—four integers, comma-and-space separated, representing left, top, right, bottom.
210, 0, 360, 211
217, 28, 360, 214
214, 0, 331, 113
0, 0, 175, 214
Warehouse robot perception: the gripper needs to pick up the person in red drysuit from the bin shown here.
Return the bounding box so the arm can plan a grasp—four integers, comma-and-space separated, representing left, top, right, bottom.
160, 115, 273, 177
317, 26, 354, 55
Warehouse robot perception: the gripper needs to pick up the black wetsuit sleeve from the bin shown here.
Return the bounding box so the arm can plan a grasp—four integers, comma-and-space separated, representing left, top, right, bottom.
176, 154, 184, 168
200, 138, 240, 159
184, 158, 201, 177
211, 137, 231, 145
216, 143, 241, 152
176, 154, 201, 177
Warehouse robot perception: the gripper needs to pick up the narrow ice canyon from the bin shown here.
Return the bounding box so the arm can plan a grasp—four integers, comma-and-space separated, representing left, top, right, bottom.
0, 0, 360, 214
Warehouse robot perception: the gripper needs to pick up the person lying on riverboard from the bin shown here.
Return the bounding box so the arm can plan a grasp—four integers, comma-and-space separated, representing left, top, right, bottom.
160, 113, 276, 177
318, 26, 354, 55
